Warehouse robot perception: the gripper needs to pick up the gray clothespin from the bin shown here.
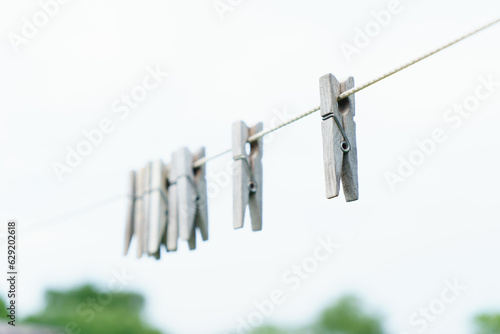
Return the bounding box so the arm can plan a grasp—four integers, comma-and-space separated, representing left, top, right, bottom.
191, 148, 209, 248
124, 171, 136, 255
166, 162, 179, 252
134, 166, 146, 258
168, 147, 209, 251
147, 160, 169, 258
232, 121, 263, 231
319, 73, 359, 201
142, 162, 152, 256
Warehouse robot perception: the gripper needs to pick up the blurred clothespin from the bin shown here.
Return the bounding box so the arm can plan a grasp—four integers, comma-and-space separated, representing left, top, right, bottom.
134, 165, 147, 257
142, 162, 152, 256
124, 161, 169, 259
124, 171, 136, 255
232, 121, 263, 231
192, 148, 209, 247
319, 73, 359, 202
167, 147, 209, 251
147, 160, 169, 258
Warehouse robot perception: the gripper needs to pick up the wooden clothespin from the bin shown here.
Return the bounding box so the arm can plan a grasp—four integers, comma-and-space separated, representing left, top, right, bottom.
147, 160, 169, 258
133, 166, 146, 257
125, 162, 168, 259
124, 171, 136, 255
142, 162, 152, 256
166, 162, 178, 252
167, 147, 209, 251
232, 121, 263, 231
191, 148, 209, 248
319, 74, 358, 201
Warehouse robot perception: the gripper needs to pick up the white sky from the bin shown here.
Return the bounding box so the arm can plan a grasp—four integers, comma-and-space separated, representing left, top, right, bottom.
1, 0, 500, 333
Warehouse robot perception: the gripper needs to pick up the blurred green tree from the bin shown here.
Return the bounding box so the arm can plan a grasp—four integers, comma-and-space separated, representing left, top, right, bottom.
248, 325, 288, 334
314, 295, 384, 334
475, 313, 500, 334
23, 284, 164, 334
0, 297, 6, 322
249, 295, 385, 334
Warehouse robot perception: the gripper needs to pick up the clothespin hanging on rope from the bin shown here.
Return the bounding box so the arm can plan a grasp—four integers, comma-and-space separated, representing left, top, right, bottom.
232, 121, 263, 231
147, 160, 169, 258
319, 73, 359, 202
167, 147, 209, 251
125, 161, 169, 259
142, 162, 152, 256
192, 148, 209, 246
124, 171, 136, 255
134, 166, 146, 257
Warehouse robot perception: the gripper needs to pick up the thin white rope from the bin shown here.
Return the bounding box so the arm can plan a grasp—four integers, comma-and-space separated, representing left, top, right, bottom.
193, 148, 231, 168
337, 17, 500, 100
194, 18, 500, 166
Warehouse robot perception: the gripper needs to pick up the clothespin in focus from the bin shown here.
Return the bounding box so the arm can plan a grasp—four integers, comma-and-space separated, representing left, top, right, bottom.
319, 74, 359, 201
232, 121, 263, 231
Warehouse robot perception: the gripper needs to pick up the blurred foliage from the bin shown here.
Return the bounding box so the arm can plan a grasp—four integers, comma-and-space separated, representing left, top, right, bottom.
0, 297, 6, 321
313, 295, 384, 334
12, 285, 500, 334
475, 313, 500, 334
247, 295, 384, 334
248, 324, 289, 334
23, 284, 163, 334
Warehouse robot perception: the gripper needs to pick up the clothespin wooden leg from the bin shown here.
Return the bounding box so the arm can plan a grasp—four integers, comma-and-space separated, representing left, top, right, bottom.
248, 124, 263, 231
147, 160, 168, 258
174, 148, 197, 242
187, 228, 197, 250
134, 167, 145, 258
193, 147, 209, 241
166, 164, 179, 251
124, 170, 136, 255
339, 77, 359, 202
233, 121, 250, 229
232, 121, 264, 231
187, 147, 210, 250
320, 73, 359, 202
142, 162, 152, 255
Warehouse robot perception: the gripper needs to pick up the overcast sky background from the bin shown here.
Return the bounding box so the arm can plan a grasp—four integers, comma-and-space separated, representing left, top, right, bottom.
1, 0, 500, 333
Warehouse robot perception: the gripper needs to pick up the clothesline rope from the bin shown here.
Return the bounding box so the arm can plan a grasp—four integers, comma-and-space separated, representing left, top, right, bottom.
193, 17, 500, 168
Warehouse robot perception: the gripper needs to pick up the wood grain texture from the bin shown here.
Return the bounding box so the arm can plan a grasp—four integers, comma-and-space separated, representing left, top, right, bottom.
339, 77, 359, 201
320, 73, 359, 201
320, 74, 343, 199
320, 74, 340, 118
232, 121, 263, 231
124, 170, 136, 255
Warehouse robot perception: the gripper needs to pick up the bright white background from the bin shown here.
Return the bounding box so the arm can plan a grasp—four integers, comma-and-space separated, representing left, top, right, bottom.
0, 0, 499, 333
